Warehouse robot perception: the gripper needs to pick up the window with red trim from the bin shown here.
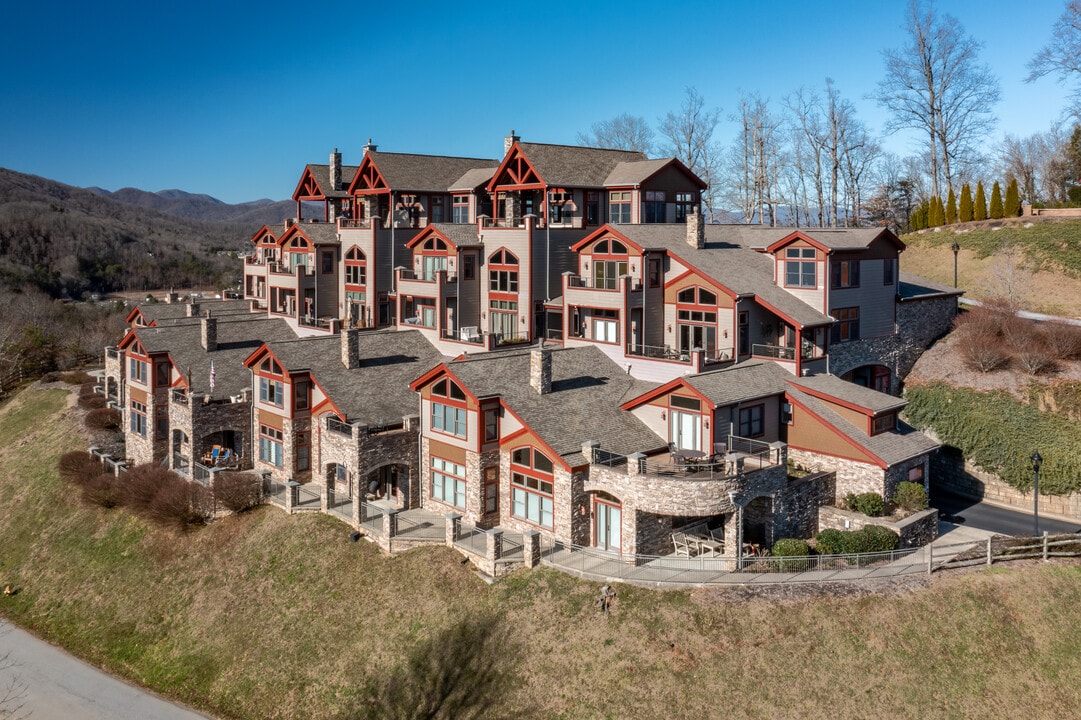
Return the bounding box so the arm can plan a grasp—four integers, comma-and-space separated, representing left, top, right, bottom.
488, 248, 519, 293
430, 378, 467, 438
345, 246, 366, 286
511, 447, 554, 528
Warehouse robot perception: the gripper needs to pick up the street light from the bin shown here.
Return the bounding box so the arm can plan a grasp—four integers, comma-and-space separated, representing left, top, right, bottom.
1031, 450, 1042, 537
951, 242, 960, 288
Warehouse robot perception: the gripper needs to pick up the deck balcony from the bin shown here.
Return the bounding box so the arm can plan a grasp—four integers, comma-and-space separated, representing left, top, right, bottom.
582, 436, 786, 517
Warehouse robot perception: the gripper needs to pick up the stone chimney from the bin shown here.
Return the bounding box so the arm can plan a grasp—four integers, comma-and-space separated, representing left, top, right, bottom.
186, 301, 201, 317
530, 347, 552, 395
201, 312, 217, 351
504, 129, 520, 156
329, 148, 342, 191
687, 206, 704, 249
341, 328, 360, 369
363, 138, 378, 154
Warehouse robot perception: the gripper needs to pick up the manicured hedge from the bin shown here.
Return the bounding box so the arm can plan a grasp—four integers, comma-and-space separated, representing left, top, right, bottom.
815, 526, 899, 555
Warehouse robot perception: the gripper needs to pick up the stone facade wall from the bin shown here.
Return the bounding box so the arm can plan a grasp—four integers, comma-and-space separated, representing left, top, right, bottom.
933, 446, 1081, 520
883, 454, 931, 504
124, 387, 168, 466
167, 396, 251, 471
818, 506, 938, 548
828, 295, 957, 394
772, 471, 836, 541
788, 448, 887, 498
317, 424, 420, 510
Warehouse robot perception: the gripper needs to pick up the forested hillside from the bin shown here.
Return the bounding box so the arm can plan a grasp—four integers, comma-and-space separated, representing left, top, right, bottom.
0, 168, 296, 297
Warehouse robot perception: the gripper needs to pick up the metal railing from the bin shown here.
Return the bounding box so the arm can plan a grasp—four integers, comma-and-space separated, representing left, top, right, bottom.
481, 217, 525, 228
625, 344, 691, 363
752, 344, 796, 360
295, 483, 321, 509
455, 524, 488, 555
265, 476, 287, 507
326, 416, 353, 436
359, 501, 382, 533
591, 448, 627, 468
539, 539, 927, 584
327, 491, 354, 522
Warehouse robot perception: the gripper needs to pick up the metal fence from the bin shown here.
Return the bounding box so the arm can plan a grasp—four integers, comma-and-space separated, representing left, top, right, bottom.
265, 477, 287, 507
359, 501, 382, 534
327, 491, 354, 523
295, 483, 321, 510
454, 524, 488, 555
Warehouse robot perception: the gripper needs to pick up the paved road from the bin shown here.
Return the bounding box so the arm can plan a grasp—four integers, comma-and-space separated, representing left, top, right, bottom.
0, 620, 212, 720
932, 490, 1081, 537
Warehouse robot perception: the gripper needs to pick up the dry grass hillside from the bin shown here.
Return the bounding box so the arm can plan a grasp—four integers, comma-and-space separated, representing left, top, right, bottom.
900, 215, 1081, 318
2, 383, 1081, 720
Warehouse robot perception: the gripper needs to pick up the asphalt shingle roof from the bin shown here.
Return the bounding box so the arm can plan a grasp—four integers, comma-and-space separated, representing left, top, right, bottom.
449, 167, 498, 191
603, 158, 679, 186
425, 223, 483, 248
787, 387, 938, 466
788, 373, 907, 414
133, 317, 296, 397
363, 151, 498, 193
264, 330, 447, 425
613, 225, 834, 327
514, 143, 648, 188
134, 300, 255, 325
684, 360, 792, 406
446, 345, 664, 466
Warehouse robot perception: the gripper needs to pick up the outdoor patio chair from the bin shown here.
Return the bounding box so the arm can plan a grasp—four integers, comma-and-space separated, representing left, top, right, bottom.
672, 532, 694, 557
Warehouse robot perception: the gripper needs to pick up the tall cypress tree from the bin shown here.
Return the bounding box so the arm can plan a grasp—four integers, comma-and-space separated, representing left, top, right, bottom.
931, 195, 946, 226
1005, 178, 1021, 217
945, 188, 957, 224
959, 183, 974, 222
974, 181, 988, 221
990, 181, 1004, 219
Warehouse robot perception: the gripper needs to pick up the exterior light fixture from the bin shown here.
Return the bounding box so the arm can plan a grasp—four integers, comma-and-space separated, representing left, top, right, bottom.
1032, 450, 1043, 537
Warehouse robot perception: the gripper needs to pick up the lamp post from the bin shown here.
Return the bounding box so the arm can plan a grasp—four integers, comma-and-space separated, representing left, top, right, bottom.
951, 242, 960, 288
1031, 450, 1042, 537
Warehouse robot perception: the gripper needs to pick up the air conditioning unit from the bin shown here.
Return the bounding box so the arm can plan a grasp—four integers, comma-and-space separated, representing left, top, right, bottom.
460, 326, 481, 342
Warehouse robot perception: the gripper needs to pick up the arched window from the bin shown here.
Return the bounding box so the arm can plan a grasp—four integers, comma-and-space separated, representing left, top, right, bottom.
675, 286, 719, 356
286, 236, 312, 271
419, 237, 449, 280
488, 248, 519, 293
345, 246, 366, 286
592, 238, 629, 290
510, 446, 554, 528
258, 357, 284, 407
430, 378, 467, 437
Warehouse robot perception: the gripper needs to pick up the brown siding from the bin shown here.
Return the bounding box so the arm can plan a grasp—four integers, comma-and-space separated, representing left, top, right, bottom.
787, 404, 877, 465
429, 437, 467, 465
258, 408, 284, 430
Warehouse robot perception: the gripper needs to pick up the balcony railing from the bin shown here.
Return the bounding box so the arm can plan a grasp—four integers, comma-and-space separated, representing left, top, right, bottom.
105, 347, 120, 360
591, 435, 780, 481
625, 344, 691, 363
752, 344, 797, 361
567, 275, 642, 291
481, 217, 525, 228
338, 218, 372, 229
326, 416, 353, 436
171, 388, 188, 405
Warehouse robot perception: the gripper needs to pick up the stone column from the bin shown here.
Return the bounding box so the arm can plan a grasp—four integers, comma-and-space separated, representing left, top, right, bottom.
522, 529, 540, 568
486, 527, 504, 562
381, 506, 399, 542
285, 480, 299, 512
445, 512, 462, 546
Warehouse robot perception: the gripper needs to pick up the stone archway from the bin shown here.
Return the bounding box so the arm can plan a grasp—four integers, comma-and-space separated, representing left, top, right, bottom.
361, 463, 410, 506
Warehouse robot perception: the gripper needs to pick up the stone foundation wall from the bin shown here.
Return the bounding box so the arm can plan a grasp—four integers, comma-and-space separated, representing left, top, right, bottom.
788, 448, 887, 498
772, 471, 836, 540
933, 446, 1081, 520
828, 295, 957, 394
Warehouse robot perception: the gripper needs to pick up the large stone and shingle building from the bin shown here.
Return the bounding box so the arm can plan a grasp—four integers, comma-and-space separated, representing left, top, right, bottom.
102, 132, 959, 562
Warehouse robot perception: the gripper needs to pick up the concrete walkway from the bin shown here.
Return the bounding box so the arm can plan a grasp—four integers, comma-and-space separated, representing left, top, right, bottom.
542, 521, 1000, 588
0, 620, 213, 720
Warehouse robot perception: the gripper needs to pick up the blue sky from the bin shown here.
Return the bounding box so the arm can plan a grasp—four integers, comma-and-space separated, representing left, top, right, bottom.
0, 0, 1071, 204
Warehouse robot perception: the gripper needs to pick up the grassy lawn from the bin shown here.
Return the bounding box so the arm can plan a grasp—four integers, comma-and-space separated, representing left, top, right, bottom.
3, 385, 1081, 719
901, 219, 1081, 316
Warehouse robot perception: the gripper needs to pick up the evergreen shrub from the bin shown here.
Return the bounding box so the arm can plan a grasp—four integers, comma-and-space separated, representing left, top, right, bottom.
891, 481, 928, 513
844, 492, 885, 517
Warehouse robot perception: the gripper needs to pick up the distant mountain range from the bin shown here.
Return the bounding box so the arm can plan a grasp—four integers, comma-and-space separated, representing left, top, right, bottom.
0, 167, 305, 298
83, 185, 303, 225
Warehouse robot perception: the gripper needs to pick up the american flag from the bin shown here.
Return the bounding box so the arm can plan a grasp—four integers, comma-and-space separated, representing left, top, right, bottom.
209, 360, 216, 391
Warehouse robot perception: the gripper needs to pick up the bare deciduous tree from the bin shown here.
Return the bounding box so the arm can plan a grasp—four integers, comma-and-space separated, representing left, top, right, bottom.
658, 87, 722, 219
1026, 0, 1081, 118
873, 0, 1001, 199
0, 623, 28, 720
576, 113, 655, 154
723, 93, 785, 226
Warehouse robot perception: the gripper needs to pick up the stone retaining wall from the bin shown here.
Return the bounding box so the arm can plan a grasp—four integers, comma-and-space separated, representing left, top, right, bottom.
818, 506, 938, 548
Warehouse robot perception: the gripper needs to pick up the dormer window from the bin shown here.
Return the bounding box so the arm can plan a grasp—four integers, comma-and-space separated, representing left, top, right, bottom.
872, 412, 897, 435
419, 237, 448, 281
592, 238, 629, 290
785, 247, 816, 288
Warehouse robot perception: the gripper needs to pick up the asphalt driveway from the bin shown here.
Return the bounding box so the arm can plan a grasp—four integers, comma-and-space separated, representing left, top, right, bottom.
932, 490, 1081, 537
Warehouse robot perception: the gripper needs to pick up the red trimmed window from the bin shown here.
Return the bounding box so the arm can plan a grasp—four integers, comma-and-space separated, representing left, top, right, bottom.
345, 247, 366, 286
488, 248, 519, 293
258, 357, 284, 407
784, 247, 816, 288
590, 238, 629, 290
419, 237, 449, 281
609, 191, 631, 223
872, 412, 896, 435
430, 378, 467, 438
676, 286, 719, 356
511, 447, 554, 529
431, 456, 466, 508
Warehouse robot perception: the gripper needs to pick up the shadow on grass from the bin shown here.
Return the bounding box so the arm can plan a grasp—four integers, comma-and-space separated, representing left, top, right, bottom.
346, 611, 525, 720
